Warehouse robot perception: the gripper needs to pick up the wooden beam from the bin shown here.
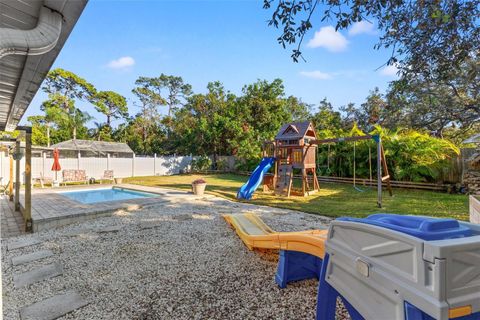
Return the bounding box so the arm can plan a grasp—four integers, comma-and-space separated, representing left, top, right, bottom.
24, 131, 32, 232
9, 154, 13, 201
15, 139, 20, 211
15, 126, 32, 134
312, 135, 378, 145
302, 169, 306, 195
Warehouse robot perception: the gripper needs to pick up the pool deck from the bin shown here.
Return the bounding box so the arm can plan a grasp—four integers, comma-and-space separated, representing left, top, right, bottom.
23, 184, 207, 232
0, 196, 26, 238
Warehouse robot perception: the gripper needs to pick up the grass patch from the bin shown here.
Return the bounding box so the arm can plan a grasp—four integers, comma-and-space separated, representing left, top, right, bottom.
125, 173, 469, 220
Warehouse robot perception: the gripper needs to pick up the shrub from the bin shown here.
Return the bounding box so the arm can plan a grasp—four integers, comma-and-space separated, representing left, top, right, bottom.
191, 156, 212, 172
234, 157, 262, 172
383, 129, 459, 182
315, 126, 460, 182
216, 158, 229, 171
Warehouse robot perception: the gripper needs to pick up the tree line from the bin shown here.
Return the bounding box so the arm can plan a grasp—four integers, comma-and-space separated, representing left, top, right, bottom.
25, 66, 477, 180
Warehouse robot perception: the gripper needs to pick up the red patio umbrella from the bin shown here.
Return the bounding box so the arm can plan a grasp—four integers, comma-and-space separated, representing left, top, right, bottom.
51, 148, 61, 181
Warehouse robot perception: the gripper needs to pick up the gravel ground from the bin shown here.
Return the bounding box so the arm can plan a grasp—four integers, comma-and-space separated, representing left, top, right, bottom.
2, 193, 349, 319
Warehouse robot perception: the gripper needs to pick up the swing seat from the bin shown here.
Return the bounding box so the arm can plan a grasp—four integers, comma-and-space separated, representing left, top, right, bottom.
353, 185, 366, 192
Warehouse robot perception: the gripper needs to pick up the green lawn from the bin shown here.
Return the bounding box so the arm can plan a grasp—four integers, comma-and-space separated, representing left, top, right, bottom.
124, 173, 469, 220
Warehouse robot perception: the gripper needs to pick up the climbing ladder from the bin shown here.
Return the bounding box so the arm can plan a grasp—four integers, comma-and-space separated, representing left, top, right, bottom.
276, 165, 293, 197
302, 167, 319, 195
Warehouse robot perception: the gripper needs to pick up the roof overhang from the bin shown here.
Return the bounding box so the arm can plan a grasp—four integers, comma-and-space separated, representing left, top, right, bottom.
0, 0, 88, 131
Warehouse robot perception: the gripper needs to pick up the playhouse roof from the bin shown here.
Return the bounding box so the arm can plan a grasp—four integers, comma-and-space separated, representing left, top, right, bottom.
275, 121, 316, 140
50, 139, 134, 155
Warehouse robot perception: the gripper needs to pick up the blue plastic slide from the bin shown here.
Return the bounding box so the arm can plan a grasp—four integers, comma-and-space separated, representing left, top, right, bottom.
237, 157, 275, 200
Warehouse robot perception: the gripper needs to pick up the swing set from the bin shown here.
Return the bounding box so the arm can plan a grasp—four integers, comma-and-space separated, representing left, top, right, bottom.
258, 122, 392, 208
316, 134, 393, 208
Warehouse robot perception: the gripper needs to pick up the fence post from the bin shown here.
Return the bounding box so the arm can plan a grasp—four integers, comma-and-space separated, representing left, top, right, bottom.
77, 151, 81, 170
154, 153, 156, 176
132, 154, 135, 177
42, 151, 46, 176
107, 153, 110, 170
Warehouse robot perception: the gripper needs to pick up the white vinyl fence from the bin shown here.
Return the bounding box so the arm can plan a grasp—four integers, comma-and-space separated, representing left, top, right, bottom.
0, 153, 193, 184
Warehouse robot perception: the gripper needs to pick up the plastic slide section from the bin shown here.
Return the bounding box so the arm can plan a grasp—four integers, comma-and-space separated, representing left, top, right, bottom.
223, 213, 327, 258
236, 157, 275, 200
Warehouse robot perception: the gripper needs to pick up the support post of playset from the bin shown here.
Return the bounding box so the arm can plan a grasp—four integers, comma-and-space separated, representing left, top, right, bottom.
377, 136, 382, 208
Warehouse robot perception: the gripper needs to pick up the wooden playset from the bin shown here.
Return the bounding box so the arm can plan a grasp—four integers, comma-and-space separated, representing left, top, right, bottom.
260, 121, 392, 207
263, 121, 319, 197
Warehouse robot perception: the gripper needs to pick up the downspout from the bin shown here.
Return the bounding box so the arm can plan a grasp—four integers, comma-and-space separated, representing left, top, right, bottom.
0, 6, 63, 59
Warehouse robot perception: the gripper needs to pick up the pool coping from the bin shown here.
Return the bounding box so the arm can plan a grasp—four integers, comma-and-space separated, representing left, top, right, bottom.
25, 184, 209, 232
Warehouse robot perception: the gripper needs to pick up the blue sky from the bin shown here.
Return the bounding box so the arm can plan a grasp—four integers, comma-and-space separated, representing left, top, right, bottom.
23, 0, 399, 127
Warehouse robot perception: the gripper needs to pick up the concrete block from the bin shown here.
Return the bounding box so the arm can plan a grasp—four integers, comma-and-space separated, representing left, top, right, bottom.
96, 226, 121, 233
14, 263, 63, 288
20, 290, 88, 320
11, 250, 54, 266
7, 238, 42, 251
139, 222, 163, 230
173, 214, 192, 221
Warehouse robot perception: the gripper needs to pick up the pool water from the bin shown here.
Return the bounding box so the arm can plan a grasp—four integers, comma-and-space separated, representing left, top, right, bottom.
61, 188, 158, 204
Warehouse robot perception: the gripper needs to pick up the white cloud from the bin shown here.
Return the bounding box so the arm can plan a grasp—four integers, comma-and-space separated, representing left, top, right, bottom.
299, 70, 332, 80
107, 56, 135, 70
306, 26, 348, 52
380, 64, 399, 76
348, 21, 376, 36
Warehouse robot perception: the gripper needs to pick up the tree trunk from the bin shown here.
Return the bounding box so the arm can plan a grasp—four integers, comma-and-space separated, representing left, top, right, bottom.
143, 127, 147, 155
73, 126, 77, 140
213, 145, 218, 170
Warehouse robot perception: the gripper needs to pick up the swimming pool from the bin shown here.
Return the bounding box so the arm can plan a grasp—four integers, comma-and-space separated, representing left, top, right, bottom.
61, 187, 158, 204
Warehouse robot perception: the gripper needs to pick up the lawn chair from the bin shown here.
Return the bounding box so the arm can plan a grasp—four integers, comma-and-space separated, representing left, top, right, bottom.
62, 169, 89, 186
33, 172, 53, 188
101, 170, 114, 184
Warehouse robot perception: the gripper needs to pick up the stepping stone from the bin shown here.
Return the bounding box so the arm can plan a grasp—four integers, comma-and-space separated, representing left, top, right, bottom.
139, 223, 162, 230
63, 229, 91, 237
96, 226, 121, 233
173, 214, 192, 221
20, 290, 88, 320
7, 238, 42, 251
11, 250, 54, 266
14, 263, 63, 288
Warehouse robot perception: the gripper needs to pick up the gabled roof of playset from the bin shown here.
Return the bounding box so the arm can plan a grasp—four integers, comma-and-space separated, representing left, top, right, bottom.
275, 121, 316, 140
